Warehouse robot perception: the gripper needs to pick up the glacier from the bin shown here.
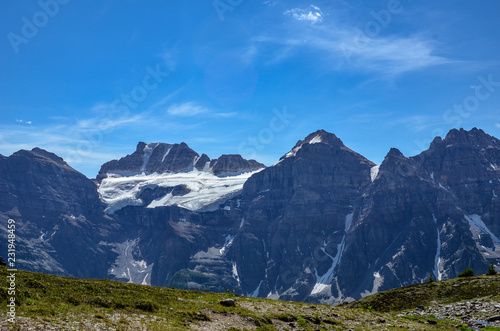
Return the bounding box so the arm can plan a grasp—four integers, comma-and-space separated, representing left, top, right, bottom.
98, 168, 263, 214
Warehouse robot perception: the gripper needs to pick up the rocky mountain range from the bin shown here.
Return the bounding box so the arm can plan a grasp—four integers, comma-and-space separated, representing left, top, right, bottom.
0, 128, 499, 304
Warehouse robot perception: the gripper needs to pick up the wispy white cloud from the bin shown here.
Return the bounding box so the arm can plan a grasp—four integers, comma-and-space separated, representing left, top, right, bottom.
496, 123, 500, 128
336, 33, 450, 74
214, 112, 238, 118
192, 137, 220, 143
253, 30, 450, 76
160, 50, 177, 71
385, 115, 445, 132
263, 0, 277, 7
284, 5, 323, 24
0, 108, 155, 175
150, 85, 187, 109
251, 6, 452, 77
344, 111, 395, 124
167, 102, 209, 117
76, 113, 147, 131
0, 121, 124, 167
166, 102, 240, 119
16, 119, 32, 125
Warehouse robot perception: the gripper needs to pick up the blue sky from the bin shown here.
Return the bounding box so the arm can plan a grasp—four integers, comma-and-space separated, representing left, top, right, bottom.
1, 0, 500, 178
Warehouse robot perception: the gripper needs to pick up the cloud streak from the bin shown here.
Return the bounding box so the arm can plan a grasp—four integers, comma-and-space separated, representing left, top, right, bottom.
167, 102, 209, 117
385, 115, 446, 132
251, 5, 453, 77
284, 5, 323, 24
16, 119, 32, 125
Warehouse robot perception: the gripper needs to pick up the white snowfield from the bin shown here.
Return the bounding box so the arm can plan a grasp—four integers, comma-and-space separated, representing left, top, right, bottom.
98, 169, 263, 214
370, 165, 380, 182
465, 214, 500, 250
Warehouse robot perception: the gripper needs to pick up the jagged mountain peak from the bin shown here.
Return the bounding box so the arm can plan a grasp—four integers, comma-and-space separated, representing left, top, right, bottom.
445, 127, 482, 141
378, 147, 418, 177
97, 141, 200, 179
386, 147, 405, 159
303, 129, 343, 144
380, 147, 406, 170
12, 147, 73, 170
298, 129, 345, 148
411, 127, 500, 197
99, 141, 264, 180
210, 154, 265, 176
136, 141, 174, 151
441, 127, 500, 148
428, 136, 444, 149
245, 129, 375, 200
279, 129, 350, 161
414, 128, 500, 168
96, 142, 266, 213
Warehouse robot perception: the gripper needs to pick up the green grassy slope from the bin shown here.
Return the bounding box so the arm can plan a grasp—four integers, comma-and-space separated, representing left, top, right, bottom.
1, 266, 499, 330
347, 274, 500, 312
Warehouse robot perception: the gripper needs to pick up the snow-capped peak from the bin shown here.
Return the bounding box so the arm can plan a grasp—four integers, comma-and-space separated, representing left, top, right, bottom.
97, 142, 266, 214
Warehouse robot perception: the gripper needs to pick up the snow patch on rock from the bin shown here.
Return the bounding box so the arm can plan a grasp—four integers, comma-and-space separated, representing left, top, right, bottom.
219, 235, 235, 255
107, 239, 153, 285
433, 227, 443, 281
311, 213, 353, 295
465, 214, 500, 247
248, 280, 263, 297
370, 165, 380, 182
309, 134, 322, 144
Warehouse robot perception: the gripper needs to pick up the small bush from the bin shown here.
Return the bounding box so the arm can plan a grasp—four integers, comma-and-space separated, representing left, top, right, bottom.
113, 301, 127, 309
253, 316, 272, 327
486, 261, 497, 276
457, 268, 474, 278
25, 279, 46, 291
275, 313, 296, 322
87, 296, 112, 308
191, 312, 211, 321
178, 311, 211, 324
313, 312, 321, 324
255, 326, 275, 331
224, 287, 236, 297
67, 296, 80, 306
134, 300, 159, 312
0, 288, 8, 301
297, 316, 307, 328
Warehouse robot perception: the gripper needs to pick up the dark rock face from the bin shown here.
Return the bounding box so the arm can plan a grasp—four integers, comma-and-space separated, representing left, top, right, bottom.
336, 145, 484, 301
97, 142, 200, 180
1, 128, 499, 305
0, 148, 119, 278
138, 185, 189, 205
210, 155, 265, 176
332, 128, 500, 302
151, 128, 499, 303
413, 128, 500, 236
195, 154, 211, 171
98, 142, 265, 180
230, 130, 376, 301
